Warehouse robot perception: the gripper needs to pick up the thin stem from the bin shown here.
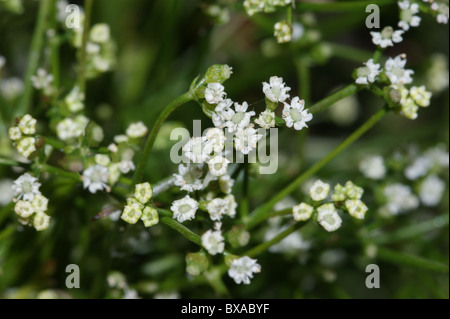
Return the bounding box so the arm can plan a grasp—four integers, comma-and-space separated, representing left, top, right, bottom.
245, 222, 306, 258
327, 42, 375, 63
160, 216, 202, 246
377, 247, 449, 274
248, 107, 388, 229
295, 57, 311, 105
247, 208, 292, 230
286, 5, 293, 25
16, 0, 51, 117
240, 162, 249, 222
49, 0, 60, 88
294, 0, 396, 12
38, 164, 81, 181
308, 84, 361, 115
78, 0, 94, 94
0, 158, 28, 167
131, 91, 194, 186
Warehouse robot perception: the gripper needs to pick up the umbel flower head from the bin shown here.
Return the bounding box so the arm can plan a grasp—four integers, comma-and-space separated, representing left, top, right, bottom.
355, 59, 381, 85
82, 164, 110, 194
12, 173, 41, 201
173, 164, 204, 193
201, 229, 225, 255
228, 256, 261, 285
282, 97, 313, 130
171, 195, 199, 223
263, 76, 291, 103
370, 26, 404, 48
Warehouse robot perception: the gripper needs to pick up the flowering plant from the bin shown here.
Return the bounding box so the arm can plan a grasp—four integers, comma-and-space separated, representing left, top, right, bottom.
0, 0, 448, 299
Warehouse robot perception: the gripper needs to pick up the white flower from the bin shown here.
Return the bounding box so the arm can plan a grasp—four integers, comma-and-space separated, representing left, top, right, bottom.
121, 202, 143, 224
16, 137, 36, 158
90, 23, 111, 43
56, 115, 89, 140
344, 181, 364, 200
317, 203, 342, 232
126, 122, 148, 138
0, 77, 24, 100
370, 26, 404, 48
282, 97, 313, 130
400, 97, 419, 120
355, 59, 381, 85
204, 83, 226, 104
205, 128, 226, 153
228, 256, 261, 285
345, 199, 368, 220
359, 155, 386, 180
255, 110, 276, 129
432, 3, 449, 24
384, 54, 414, 85
398, 0, 421, 30
31, 68, 53, 91
183, 136, 213, 164
405, 156, 431, 180
18, 114, 37, 135
224, 101, 255, 133
207, 198, 228, 221
234, 126, 263, 154
212, 98, 234, 129
14, 200, 35, 218
419, 175, 446, 207
82, 164, 110, 194
309, 180, 330, 201
173, 164, 204, 193
208, 155, 230, 177
382, 183, 419, 215
171, 195, 198, 223
65, 86, 85, 112
293, 202, 314, 221
224, 194, 237, 218
33, 212, 51, 231
119, 160, 135, 174
31, 194, 49, 213
9, 127, 22, 141
95, 154, 111, 166
424, 145, 449, 169
12, 173, 41, 201
274, 20, 292, 43
141, 206, 159, 227
114, 134, 129, 144
134, 182, 153, 204
201, 229, 225, 255
409, 86, 432, 107
219, 174, 235, 194
263, 76, 291, 103
243, 0, 264, 16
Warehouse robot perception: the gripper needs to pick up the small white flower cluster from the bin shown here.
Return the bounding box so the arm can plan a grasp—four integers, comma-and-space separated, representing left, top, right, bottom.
0, 77, 24, 101
107, 271, 140, 299
64, 86, 85, 113
228, 256, 261, 285
12, 173, 51, 231
120, 183, 159, 227
243, 0, 292, 16
426, 0, 450, 24
56, 115, 90, 141
9, 114, 38, 159
293, 180, 368, 232
31, 68, 54, 96
398, 0, 421, 30
274, 20, 292, 43
359, 155, 386, 180
380, 183, 419, 215
371, 26, 404, 49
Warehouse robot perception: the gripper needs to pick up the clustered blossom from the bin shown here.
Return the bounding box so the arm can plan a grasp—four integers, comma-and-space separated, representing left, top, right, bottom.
171, 195, 199, 223
274, 20, 292, 43
12, 173, 51, 231
355, 59, 381, 85
243, 0, 292, 16
359, 155, 386, 180
31, 68, 54, 95
263, 76, 291, 103
228, 256, 261, 285
56, 115, 89, 141
282, 97, 313, 131
405, 145, 449, 180
381, 183, 419, 215
398, 0, 421, 30
371, 26, 404, 48
82, 164, 110, 194
9, 114, 38, 159
121, 183, 158, 227
201, 229, 225, 255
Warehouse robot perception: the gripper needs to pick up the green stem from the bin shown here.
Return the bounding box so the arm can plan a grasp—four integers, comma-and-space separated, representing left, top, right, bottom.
327, 42, 375, 63
286, 5, 293, 25
248, 107, 388, 229
204, 268, 231, 298
131, 91, 193, 186
295, 57, 311, 104
308, 84, 361, 115
240, 162, 249, 222
247, 208, 292, 230
370, 213, 449, 245
0, 158, 27, 167
295, 0, 395, 12
377, 247, 449, 274
77, 0, 94, 94
160, 216, 202, 246
38, 164, 81, 181
49, 0, 60, 88
16, 0, 51, 117
245, 222, 306, 258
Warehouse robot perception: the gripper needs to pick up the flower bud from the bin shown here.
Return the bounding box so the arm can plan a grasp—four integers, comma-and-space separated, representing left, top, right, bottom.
204, 64, 233, 84
186, 251, 209, 276
226, 225, 250, 248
